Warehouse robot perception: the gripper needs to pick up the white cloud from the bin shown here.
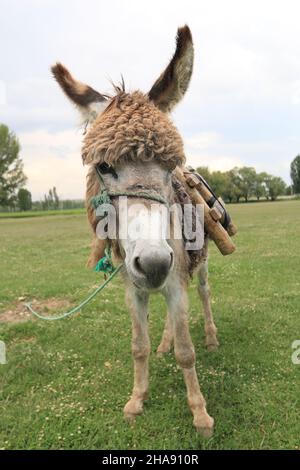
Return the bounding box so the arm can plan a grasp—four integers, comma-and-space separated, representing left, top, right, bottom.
187, 154, 243, 173
291, 81, 300, 105
19, 129, 86, 200
184, 132, 243, 171
0, 81, 6, 106
185, 132, 220, 150
184, 130, 299, 181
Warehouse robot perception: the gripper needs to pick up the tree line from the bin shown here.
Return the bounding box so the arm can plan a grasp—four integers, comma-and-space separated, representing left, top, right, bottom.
195, 166, 291, 203
1, 122, 300, 211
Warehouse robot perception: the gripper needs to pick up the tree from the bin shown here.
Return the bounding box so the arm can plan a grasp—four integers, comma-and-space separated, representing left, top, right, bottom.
42, 194, 48, 210
209, 171, 231, 201
235, 167, 257, 202
265, 176, 286, 201
253, 172, 267, 201
290, 155, 300, 194
196, 166, 211, 185
221, 171, 239, 203
228, 168, 243, 202
0, 124, 27, 208
53, 186, 60, 209
195, 167, 237, 203
42, 187, 60, 210
17, 188, 32, 211
48, 188, 54, 208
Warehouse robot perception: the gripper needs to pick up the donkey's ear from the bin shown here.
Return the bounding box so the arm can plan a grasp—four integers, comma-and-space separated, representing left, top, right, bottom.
51, 63, 107, 124
148, 25, 194, 112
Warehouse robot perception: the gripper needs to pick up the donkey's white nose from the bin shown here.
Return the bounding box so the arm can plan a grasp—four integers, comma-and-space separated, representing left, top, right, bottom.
132, 245, 174, 289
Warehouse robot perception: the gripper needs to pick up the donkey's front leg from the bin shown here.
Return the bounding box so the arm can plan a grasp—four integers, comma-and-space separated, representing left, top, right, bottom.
124, 287, 150, 421
164, 282, 214, 437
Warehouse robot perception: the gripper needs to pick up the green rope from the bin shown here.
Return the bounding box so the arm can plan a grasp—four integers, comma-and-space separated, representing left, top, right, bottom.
94, 247, 115, 274
90, 190, 111, 209
91, 189, 168, 211
24, 261, 123, 321
108, 190, 167, 205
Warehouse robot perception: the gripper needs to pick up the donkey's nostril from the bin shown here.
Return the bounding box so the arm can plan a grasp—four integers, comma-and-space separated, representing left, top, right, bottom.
134, 256, 145, 275
169, 252, 174, 269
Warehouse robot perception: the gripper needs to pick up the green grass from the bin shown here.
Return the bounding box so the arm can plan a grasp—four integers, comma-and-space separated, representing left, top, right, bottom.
0, 208, 85, 219
0, 200, 300, 450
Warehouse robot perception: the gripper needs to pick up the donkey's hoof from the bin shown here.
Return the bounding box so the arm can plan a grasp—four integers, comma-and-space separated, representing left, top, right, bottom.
124, 413, 136, 424
194, 414, 214, 438
124, 398, 143, 421
197, 425, 214, 438
157, 343, 172, 356
205, 337, 219, 351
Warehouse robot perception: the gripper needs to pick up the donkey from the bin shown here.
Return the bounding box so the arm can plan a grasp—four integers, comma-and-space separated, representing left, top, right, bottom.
52, 25, 218, 436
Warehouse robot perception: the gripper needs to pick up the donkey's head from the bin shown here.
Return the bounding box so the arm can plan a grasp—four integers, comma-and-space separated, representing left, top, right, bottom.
52, 26, 193, 290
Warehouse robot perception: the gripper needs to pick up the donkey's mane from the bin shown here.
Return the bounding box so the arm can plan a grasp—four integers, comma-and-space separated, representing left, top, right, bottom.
82, 91, 185, 170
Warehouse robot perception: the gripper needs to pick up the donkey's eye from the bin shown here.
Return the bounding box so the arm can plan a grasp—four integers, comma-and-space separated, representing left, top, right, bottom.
98, 162, 118, 179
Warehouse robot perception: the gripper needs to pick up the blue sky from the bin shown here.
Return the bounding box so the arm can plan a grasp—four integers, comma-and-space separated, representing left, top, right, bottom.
1, 0, 300, 199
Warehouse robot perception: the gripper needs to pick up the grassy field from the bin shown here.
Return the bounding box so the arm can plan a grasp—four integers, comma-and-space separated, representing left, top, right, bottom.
0, 208, 85, 219
0, 200, 299, 450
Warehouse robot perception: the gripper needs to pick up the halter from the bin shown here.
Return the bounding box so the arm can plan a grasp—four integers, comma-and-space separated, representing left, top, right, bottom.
89, 164, 170, 273
90, 164, 169, 213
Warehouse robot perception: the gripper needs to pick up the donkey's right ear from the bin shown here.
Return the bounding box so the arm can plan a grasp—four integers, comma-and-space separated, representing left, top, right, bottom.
51, 63, 107, 124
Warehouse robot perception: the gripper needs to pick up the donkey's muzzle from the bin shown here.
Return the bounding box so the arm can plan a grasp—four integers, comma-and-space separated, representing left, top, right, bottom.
132, 247, 174, 289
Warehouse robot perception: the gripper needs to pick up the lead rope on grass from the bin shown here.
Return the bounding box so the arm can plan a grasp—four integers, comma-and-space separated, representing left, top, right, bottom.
24, 249, 124, 321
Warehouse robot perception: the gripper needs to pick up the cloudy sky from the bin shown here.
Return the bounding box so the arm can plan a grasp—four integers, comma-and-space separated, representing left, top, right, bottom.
1, 0, 300, 200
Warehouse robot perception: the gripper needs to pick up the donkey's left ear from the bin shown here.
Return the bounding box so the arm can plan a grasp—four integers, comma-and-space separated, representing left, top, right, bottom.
148, 25, 194, 112
51, 62, 107, 125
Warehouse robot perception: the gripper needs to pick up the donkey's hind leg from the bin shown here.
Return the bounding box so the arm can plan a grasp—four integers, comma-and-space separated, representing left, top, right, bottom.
157, 312, 173, 355
197, 242, 219, 351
